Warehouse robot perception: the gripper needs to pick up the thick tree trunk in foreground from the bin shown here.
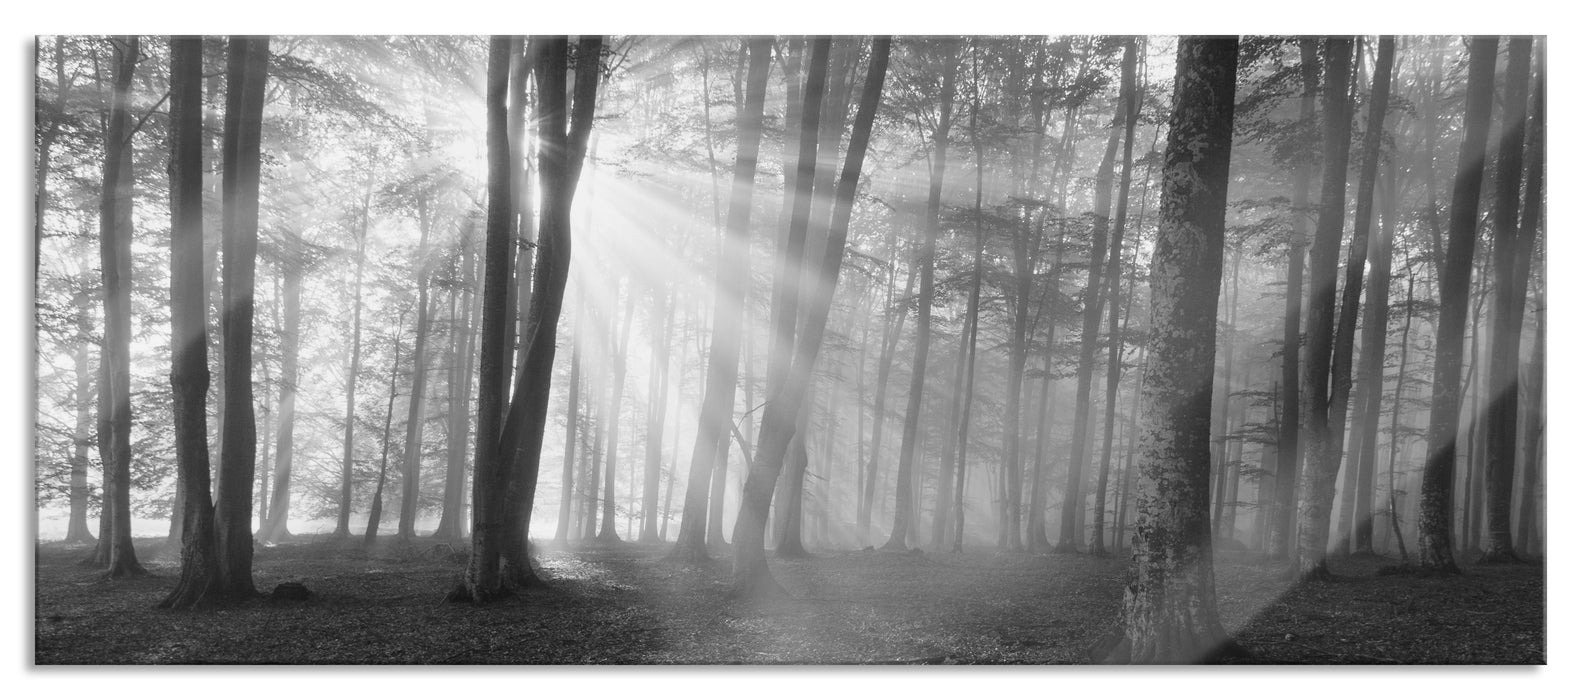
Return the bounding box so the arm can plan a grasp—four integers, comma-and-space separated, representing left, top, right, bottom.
160, 36, 218, 607
672, 38, 771, 563
1418, 37, 1496, 574
1103, 36, 1238, 665
1293, 37, 1353, 580
884, 40, 955, 552
733, 37, 887, 597
1479, 37, 1534, 564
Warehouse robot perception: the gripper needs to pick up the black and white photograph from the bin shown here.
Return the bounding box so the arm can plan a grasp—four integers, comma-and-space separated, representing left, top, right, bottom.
25, 21, 1550, 668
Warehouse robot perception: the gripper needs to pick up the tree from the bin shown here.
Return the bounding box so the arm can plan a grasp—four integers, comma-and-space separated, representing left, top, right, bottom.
672, 37, 772, 563
87, 35, 145, 578
733, 36, 889, 597
1292, 37, 1353, 580
260, 239, 307, 543
1269, 39, 1318, 559
333, 187, 371, 539
1418, 36, 1497, 573
1343, 36, 1400, 555
215, 35, 271, 597
1101, 35, 1239, 664
884, 38, 956, 552
160, 35, 219, 608
397, 194, 439, 541
1479, 36, 1534, 564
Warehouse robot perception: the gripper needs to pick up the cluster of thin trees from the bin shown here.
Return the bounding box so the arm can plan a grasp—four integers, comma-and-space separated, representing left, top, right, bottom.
35, 34, 1543, 662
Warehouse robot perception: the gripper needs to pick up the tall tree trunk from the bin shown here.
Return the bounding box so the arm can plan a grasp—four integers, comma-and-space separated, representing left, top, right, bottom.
1418, 37, 1497, 574
1102, 36, 1239, 664
640, 286, 674, 542
1333, 36, 1396, 555
88, 36, 145, 577
495, 35, 602, 588
1514, 286, 1543, 556
1210, 247, 1242, 540
884, 39, 956, 552
1511, 55, 1545, 557
1479, 36, 1534, 564
1270, 39, 1319, 560
215, 35, 269, 596
1347, 45, 1403, 554
733, 36, 887, 597
860, 214, 914, 543
671, 37, 772, 562
334, 191, 371, 538
1090, 37, 1141, 555
456, 36, 517, 602
1293, 37, 1354, 580
597, 286, 637, 542
160, 36, 218, 607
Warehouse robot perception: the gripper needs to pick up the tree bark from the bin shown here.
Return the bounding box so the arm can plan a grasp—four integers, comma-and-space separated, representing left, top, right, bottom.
364, 328, 405, 546
160, 36, 218, 607
215, 35, 270, 596
334, 190, 371, 538
397, 197, 438, 541
261, 257, 303, 543
1103, 37, 1239, 664
434, 228, 479, 541
1417, 36, 1496, 574
1479, 36, 1534, 564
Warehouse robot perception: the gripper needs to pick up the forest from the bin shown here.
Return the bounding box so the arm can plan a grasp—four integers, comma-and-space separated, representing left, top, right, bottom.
32, 34, 1544, 665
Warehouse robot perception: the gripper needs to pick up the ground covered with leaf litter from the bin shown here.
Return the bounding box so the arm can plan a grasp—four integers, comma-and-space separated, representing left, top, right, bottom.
34, 537, 1543, 664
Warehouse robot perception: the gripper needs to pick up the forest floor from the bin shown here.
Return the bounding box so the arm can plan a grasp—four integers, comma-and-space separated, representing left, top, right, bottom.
33, 536, 1544, 665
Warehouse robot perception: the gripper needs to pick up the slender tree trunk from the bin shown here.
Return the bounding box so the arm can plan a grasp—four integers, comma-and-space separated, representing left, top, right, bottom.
1293, 37, 1354, 580
1103, 37, 1239, 664
733, 37, 887, 597
66, 294, 98, 545
1514, 287, 1543, 556
1332, 36, 1396, 556
160, 36, 218, 607
87, 36, 145, 577
554, 305, 583, 544
334, 192, 371, 539
397, 198, 437, 541
1270, 39, 1319, 560
262, 260, 302, 543
1057, 43, 1129, 553
860, 215, 914, 543
671, 37, 772, 562
884, 39, 956, 552
1090, 38, 1141, 555
1418, 37, 1497, 574
640, 286, 674, 542
434, 230, 479, 541
1210, 247, 1242, 540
